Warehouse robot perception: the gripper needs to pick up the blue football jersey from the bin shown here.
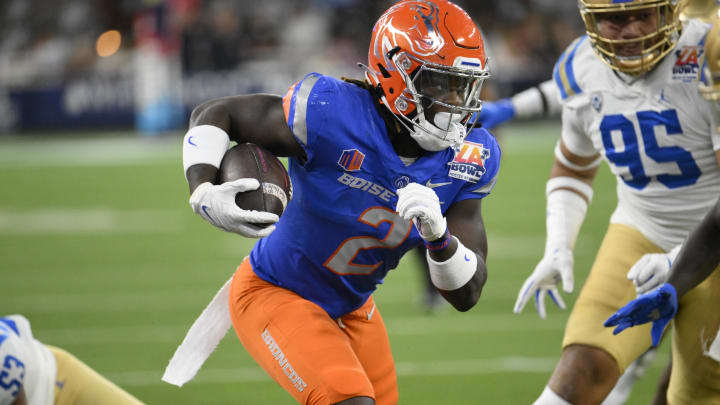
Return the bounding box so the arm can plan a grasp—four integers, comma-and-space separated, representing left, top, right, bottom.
250, 73, 501, 318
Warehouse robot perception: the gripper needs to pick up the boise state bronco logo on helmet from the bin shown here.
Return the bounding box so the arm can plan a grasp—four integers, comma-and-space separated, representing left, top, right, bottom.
363, 0, 490, 152
400, 1, 445, 57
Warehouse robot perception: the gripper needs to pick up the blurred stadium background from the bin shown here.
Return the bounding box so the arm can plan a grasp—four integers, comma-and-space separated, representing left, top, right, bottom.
0, 0, 670, 404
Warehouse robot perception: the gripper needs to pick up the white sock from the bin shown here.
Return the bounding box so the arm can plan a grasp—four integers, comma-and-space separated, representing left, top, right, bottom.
533, 386, 573, 405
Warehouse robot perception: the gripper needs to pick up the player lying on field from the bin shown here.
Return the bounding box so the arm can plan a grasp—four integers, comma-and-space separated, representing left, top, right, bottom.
0, 314, 144, 405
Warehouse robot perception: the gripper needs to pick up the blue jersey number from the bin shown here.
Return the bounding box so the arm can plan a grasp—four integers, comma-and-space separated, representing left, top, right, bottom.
0, 355, 24, 398
600, 109, 700, 190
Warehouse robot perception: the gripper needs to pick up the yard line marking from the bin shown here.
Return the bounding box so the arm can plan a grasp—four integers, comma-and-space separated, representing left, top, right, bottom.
0, 208, 185, 234
109, 355, 670, 387
0, 136, 179, 168
31, 314, 564, 345
107, 357, 558, 387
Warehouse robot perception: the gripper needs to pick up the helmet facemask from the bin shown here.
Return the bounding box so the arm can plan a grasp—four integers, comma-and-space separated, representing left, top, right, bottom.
390, 51, 489, 151
579, 0, 683, 75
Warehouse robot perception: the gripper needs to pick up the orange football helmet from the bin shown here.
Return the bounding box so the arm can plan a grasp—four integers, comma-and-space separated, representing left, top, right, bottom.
363, 0, 490, 151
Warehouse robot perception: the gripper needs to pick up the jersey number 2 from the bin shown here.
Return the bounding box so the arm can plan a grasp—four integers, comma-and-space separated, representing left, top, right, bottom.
600, 109, 700, 190
324, 207, 411, 275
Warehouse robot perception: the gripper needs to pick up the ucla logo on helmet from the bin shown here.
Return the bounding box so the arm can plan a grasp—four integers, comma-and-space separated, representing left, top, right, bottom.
448, 141, 490, 183
338, 149, 365, 172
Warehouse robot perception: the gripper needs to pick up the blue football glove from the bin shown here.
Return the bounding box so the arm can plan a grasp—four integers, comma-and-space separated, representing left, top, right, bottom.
604, 283, 678, 347
476, 98, 515, 130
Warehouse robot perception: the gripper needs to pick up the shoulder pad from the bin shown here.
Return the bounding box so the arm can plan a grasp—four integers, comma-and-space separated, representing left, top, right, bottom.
553, 36, 592, 101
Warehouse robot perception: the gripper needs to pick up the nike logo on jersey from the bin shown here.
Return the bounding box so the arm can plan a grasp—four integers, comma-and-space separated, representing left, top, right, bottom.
337, 173, 395, 202
187, 136, 197, 146
464, 254, 470, 262
425, 179, 451, 189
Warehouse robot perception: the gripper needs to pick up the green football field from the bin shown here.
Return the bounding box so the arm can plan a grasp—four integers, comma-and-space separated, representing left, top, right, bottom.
0, 122, 669, 404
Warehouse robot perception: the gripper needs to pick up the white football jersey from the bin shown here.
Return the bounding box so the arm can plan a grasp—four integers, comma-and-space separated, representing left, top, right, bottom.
0, 315, 55, 405
555, 19, 720, 251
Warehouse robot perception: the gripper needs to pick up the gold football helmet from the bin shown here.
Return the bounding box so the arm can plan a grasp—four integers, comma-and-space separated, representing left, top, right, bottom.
680, 0, 719, 21
699, 15, 720, 100
579, 0, 687, 75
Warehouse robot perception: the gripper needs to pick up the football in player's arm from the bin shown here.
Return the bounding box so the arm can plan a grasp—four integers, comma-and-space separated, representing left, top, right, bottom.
513, 1, 720, 405
0, 315, 144, 405
165, 1, 500, 403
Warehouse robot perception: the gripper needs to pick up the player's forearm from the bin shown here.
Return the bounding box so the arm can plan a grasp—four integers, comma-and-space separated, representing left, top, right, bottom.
511, 79, 561, 120
182, 124, 230, 194
427, 235, 487, 312
186, 164, 219, 194
668, 201, 720, 297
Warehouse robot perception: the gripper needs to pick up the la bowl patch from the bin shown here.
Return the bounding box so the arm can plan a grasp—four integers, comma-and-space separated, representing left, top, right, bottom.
672, 46, 703, 82
448, 141, 490, 183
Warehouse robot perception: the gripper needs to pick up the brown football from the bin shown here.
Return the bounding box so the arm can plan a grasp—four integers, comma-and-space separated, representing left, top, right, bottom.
218, 143, 292, 220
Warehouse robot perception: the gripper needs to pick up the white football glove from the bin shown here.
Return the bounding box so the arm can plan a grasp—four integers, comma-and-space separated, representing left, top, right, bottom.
514, 247, 574, 319
627, 246, 681, 295
395, 182, 447, 241
189, 179, 279, 238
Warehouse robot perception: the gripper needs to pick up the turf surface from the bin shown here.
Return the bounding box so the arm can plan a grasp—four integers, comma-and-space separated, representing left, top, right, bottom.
0, 122, 669, 404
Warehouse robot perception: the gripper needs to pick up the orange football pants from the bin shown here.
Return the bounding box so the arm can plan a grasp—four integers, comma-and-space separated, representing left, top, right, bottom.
229, 257, 398, 405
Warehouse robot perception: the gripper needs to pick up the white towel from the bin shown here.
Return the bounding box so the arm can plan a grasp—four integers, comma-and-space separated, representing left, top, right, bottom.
162, 276, 234, 386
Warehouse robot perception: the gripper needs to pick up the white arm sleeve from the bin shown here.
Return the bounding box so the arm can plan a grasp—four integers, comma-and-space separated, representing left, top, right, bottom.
539, 79, 562, 117
510, 79, 562, 120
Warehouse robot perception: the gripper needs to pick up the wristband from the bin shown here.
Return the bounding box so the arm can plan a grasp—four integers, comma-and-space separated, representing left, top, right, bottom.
182, 125, 231, 179
426, 236, 477, 290
424, 228, 451, 251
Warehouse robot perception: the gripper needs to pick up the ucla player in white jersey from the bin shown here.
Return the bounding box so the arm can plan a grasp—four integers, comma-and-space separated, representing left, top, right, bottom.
512, 0, 720, 404
0, 315, 143, 405
605, 11, 720, 403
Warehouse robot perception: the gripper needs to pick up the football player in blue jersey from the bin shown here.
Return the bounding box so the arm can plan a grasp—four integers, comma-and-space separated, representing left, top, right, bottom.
167, 1, 500, 404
